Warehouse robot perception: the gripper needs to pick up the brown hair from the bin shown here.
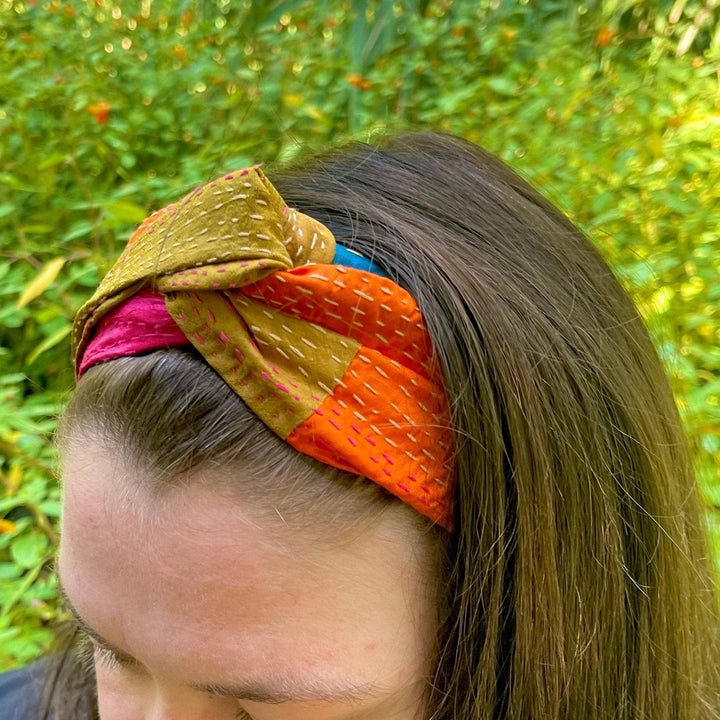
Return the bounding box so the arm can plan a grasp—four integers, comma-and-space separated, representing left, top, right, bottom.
42, 131, 720, 719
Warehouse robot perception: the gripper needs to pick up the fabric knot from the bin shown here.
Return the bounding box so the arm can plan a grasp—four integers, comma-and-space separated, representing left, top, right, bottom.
72, 165, 455, 530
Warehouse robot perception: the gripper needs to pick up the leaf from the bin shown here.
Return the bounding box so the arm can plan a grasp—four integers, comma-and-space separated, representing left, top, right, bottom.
104, 201, 147, 224
0, 563, 22, 580
10, 532, 49, 570
0, 174, 41, 193
37, 500, 61, 517
0, 373, 26, 387
487, 76, 517, 96
37, 153, 70, 171
27, 324, 72, 365
15, 257, 66, 309
4, 466, 22, 496
62, 221, 94, 242
22, 224, 55, 234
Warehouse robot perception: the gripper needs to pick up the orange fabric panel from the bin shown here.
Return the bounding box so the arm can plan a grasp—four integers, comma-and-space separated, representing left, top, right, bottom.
287, 351, 453, 529
240, 264, 438, 382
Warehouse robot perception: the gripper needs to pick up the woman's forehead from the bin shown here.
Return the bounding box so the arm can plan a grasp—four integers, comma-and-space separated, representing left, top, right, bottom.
58, 440, 436, 691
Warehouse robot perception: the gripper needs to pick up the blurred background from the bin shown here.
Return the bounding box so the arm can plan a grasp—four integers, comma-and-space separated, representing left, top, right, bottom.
0, 0, 718, 670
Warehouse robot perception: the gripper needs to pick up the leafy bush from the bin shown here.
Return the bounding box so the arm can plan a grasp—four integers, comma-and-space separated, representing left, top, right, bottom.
1, 0, 718, 669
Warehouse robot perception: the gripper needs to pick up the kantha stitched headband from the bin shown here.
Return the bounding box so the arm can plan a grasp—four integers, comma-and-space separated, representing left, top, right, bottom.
72, 167, 454, 529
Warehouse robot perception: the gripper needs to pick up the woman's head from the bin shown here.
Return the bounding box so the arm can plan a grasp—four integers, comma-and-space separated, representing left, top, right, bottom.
53, 131, 720, 720
58, 404, 440, 720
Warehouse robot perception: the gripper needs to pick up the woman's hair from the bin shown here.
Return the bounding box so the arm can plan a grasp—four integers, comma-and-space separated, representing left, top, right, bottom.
42, 131, 720, 719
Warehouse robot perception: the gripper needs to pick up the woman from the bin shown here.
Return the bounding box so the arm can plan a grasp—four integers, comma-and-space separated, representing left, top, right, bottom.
21, 131, 720, 718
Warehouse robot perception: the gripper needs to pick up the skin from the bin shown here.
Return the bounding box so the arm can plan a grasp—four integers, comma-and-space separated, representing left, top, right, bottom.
57, 440, 438, 720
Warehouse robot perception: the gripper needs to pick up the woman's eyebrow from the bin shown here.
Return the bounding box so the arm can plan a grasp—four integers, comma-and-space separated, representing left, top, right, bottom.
191, 678, 382, 704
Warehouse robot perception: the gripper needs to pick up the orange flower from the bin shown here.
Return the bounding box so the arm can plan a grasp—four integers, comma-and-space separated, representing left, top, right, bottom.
172, 44, 187, 61
180, 10, 194, 27
87, 100, 111, 124
595, 27, 615, 48
346, 73, 371, 91
0, 519, 17, 534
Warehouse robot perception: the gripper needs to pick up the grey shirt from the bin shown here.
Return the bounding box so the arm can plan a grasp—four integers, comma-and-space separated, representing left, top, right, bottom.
0, 659, 47, 719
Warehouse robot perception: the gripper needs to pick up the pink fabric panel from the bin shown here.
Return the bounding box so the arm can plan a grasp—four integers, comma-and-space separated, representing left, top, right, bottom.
77, 291, 188, 378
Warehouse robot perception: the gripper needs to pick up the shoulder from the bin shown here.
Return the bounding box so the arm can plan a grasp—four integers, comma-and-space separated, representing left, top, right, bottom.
0, 659, 48, 720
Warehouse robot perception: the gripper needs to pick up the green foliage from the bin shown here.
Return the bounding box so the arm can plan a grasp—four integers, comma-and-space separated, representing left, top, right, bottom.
1, 0, 719, 669
0, 374, 61, 667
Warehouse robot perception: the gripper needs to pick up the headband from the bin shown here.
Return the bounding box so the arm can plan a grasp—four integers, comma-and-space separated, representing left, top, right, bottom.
72, 167, 454, 529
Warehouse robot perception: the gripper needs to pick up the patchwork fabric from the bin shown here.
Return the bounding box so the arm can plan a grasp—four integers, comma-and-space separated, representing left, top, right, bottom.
73, 167, 454, 529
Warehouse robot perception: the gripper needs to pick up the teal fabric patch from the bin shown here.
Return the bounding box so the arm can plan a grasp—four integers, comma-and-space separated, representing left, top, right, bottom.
333, 243, 389, 278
